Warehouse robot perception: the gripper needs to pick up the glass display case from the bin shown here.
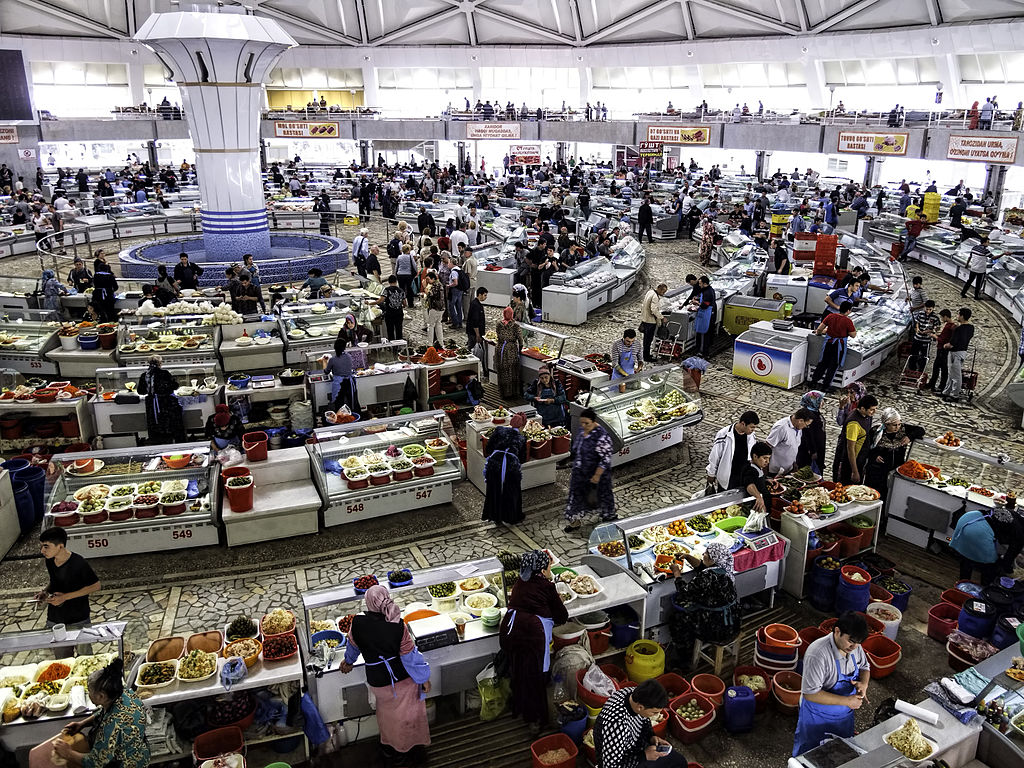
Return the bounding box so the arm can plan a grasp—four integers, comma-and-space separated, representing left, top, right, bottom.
0, 312, 62, 374
118, 314, 220, 366
43, 443, 220, 557
306, 340, 417, 418
548, 257, 617, 293
280, 297, 387, 364
308, 410, 464, 526
609, 236, 645, 271
987, 253, 1024, 293
846, 297, 912, 357
569, 364, 703, 455
95, 363, 219, 396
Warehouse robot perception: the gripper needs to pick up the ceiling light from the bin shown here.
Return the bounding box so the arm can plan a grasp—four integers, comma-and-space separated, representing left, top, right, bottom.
931, 37, 939, 46
363, 55, 371, 61
801, 46, 808, 53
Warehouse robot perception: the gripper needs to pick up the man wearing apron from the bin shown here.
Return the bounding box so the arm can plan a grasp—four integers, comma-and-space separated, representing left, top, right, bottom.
793, 612, 871, 756
610, 329, 639, 392
807, 301, 857, 392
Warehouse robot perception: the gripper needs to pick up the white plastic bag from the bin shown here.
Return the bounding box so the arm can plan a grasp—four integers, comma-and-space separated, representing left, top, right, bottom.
217, 446, 243, 467
743, 511, 768, 533
581, 663, 616, 699
550, 644, 594, 700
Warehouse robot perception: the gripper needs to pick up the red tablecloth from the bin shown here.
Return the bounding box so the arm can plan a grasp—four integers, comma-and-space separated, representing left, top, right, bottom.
733, 537, 786, 572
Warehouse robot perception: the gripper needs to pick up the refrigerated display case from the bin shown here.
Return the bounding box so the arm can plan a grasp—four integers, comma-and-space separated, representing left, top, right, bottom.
43, 443, 220, 558
117, 314, 221, 368
608, 236, 646, 300
2, 312, 61, 375
733, 326, 809, 389
483, 322, 572, 390
886, 440, 1024, 551
308, 411, 463, 527
220, 320, 285, 372
306, 341, 418, 421
543, 257, 618, 325
91, 364, 221, 446
569, 365, 702, 463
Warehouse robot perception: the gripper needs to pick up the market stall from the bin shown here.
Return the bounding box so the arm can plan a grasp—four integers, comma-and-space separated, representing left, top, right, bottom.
42, 443, 220, 558
886, 440, 1024, 551
483, 322, 571, 390
308, 411, 463, 527
0, 622, 127, 755
416, 352, 482, 412
300, 554, 648, 723
0, 312, 61, 376
306, 341, 419, 421
0, 375, 95, 455
219, 320, 285, 373
117, 314, 222, 369
91, 364, 220, 447
568, 365, 702, 465
280, 294, 383, 366
464, 404, 569, 495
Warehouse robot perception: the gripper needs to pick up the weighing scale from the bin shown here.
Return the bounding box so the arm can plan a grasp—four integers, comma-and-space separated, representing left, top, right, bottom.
739, 528, 781, 552
407, 614, 459, 651
307, 372, 329, 383
250, 375, 276, 389
789, 736, 904, 768
772, 318, 795, 331
558, 355, 597, 375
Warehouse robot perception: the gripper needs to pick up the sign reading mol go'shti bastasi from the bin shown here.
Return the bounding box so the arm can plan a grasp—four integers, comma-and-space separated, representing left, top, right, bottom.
947, 134, 1019, 164
837, 131, 908, 156
273, 121, 340, 138
645, 125, 710, 145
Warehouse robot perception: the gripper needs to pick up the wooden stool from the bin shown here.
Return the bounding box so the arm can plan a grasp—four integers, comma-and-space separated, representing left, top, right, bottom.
691, 633, 743, 676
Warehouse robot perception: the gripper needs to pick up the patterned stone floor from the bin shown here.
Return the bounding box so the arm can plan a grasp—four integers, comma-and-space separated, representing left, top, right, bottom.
2, 217, 1022, 759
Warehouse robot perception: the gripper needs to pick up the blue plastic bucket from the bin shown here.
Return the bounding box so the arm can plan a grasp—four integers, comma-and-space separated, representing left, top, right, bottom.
991, 614, 1021, 649
836, 577, 870, 614
12, 481, 34, 533
809, 557, 840, 612
14, 465, 46, 522
561, 713, 587, 745
609, 605, 640, 649
1, 458, 29, 474
958, 599, 996, 639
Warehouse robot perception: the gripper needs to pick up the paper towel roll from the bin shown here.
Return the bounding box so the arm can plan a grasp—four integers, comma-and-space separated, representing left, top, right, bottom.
895, 699, 941, 725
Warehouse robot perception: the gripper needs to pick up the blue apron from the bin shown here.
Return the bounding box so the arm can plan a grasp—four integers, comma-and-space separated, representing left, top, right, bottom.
611, 344, 637, 380
504, 609, 555, 673
818, 336, 848, 368
694, 305, 713, 335
212, 435, 234, 450
792, 652, 860, 756
486, 448, 518, 487
331, 374, 356, 403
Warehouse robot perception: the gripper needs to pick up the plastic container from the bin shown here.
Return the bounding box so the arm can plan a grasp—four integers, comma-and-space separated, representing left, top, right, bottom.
553, 622, 586, 653
722, 686, 757, 734
575, 668, 618, 709
560, 711, 587, 746
866, 603, 903, 642
836, 566, 871, 614
885, 580, 913, 613
862, 635, 901, 679
954, 580, 984, 598
958, 599, 996, 639
668, 693, 716, 744
772, 671, 802, 707
624, 640, 665, 683
869, 583, 894, 604
609, 606, 640, 649
927, 602, 960, 642
947, 639, 974, 673
831, 523, 863, 557
732, 666, 772, 713
982, 585, 1015, 616
655, 673, 690, 700
222, 467, 254, 513
587, 625, 611, 655
147, 636, 185, 662
13, 481, 34, 533
990, 614, 1021, 649
528, 438, 552, 460
809, 556, 841, 612
15, 466, 46, 521
530, 733, 577, 768
187, 631, 224, 654
761, 623, 800, 649
690, 674, 725, 707
193, 727, 244, 763
242, 431, 268, 462
797, 627, 827, 658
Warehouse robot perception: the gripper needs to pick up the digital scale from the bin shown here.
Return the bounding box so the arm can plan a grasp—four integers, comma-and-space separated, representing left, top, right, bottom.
558, 355, 597, 374
739, 529, 781, 552
307, 373, 329, 383
407, 614, 459, 651
250, 375, 276, 389
772, 318, 795, 331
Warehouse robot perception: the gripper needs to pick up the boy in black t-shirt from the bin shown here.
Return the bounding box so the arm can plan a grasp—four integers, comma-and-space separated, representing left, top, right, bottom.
740, 441, 773, 514
36, 528, 100, 654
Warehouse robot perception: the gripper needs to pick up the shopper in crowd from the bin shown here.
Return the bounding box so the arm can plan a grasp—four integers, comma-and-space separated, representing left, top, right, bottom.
231, 272, 262, 315
395, 243, 418, 306
773, 238, 791, 275
706, 411, 759, 493
482, 412, 528, 526
495, 306, 523, 399
323, 338, 360, 416
524, 367, 567, 427
300, 267, 329, 299
864, 407, 924, 510
835, 394, 878, 485
205, 404, 244, 454
668, 542, 740, 672
793, 612, 870, 757
376, 274, 406, 341
968, 101, 980, 130
510, 284, 530, 323
766, 408, 814, 476
174, 252, 203, 290
698, 215, 715, 268
242, 254, 261, 290
941, 307, 974, 403
499, 550, 569, 734
447, 255, 465, 330
907, 299, 940, 374
423, 269, 446, 348
924, 309, 956, 393
951, 506, 1024, 585
962, 234, 993, 300
831, 382, 866, 479
154, 265, 178, 306
90, 261, 118, 322
795, 391, 827, 477
741, 441, 773, 513
36, 527, 100, 657
340, 586, 431, 767
41, 269, 69, 314
596, 680, 684, 768
466, 287, 488, 370
563, 407, 615, 532
907, 276, 928, 312
639, 283, 667, 363
137, 354, 186, 444
897, 212, 929, 262
67, 257, 93, 294
807, 301, 856, 392
51, 658, 150, 768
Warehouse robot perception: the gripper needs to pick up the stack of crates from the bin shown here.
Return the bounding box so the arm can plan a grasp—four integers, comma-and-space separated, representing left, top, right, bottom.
770, 211, 791, 238
793, 232, 817, 262
922, 192, 941, 223
814, 234, 839, 277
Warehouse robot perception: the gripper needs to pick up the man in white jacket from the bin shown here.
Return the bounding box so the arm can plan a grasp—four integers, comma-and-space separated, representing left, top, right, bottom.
706, 411, 760, 492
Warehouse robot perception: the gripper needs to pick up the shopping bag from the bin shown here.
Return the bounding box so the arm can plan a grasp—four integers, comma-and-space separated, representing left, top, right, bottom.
581, 664, 616, 698
476, 662, 511, 721
656, 324, 670, 340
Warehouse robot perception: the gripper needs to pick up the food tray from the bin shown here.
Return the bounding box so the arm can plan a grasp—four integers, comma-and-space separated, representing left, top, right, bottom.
570, 578, 605, 600
933, 437, 961, 451
882, 724, 937, 764
135, 660, 179, 689
176, 653, 219, 684
33, 660, 74, 683
0, 664, 39, 688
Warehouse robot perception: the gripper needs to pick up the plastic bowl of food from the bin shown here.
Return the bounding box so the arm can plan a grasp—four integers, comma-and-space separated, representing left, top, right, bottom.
162, 454, 192, 470
463, 592, 498, 617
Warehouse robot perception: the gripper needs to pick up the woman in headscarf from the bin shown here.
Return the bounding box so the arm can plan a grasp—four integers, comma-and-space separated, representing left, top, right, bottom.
495, 306, 523, 399
698, 214, 716, 268
831, 382, 867, 481
498, 550, 568, 735
322, 338, 360, 416
795, 390, 827, 476
205, 404, 244, 454
510, 284, 530, 323
335, 312, 370, 369
968, 101, 980, 130
136, 355, 185, 444
864, 407, 925, 507
340, 585, 431, 766
92, 262, 119, 322
950, 506, 1024, 586
563, 407, 615, 532
482, 412, 528, 526
668, 542, 741, 670
41, 269, 69, 313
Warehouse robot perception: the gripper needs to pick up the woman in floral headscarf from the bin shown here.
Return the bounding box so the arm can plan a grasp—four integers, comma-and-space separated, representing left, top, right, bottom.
698, 215, 716, 268
495, 306, 523, 399
864, 407, 924, 507
795, 390, 826, 476
668, 543, 740, 670
340, 585, 431, 765
498, 550, 567, 734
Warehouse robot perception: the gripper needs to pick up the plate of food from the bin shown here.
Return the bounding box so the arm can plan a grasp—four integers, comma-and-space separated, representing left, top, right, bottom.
935, 431, 962, 450
896, 460, 939, 482
568, 574, 604, 599
595, 540, 626, 559
640, 525, 672, 544
457, 576, 487, 594
844, 485, 881, 502
653, 541, 688, 557
883, 718, 936, 763
968, 486, 995, 499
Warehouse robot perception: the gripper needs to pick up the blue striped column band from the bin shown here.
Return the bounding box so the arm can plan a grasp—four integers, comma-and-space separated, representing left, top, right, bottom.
201, 208, 269, 233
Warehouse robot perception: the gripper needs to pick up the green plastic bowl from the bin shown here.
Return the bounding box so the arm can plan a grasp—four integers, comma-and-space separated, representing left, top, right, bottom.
714, 516, 748, 534
1017, 621, 1024, 656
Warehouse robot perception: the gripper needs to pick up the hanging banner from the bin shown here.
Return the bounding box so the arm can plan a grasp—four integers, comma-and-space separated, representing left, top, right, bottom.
0, 127, 18, 144
466, 122, 521, 139
273, 121, 340, 138
509, 143, 541, 165
638, 141, 664, 158
947, 134, 1018, 164
836, 131, 908, 156
645, 125, 710, 145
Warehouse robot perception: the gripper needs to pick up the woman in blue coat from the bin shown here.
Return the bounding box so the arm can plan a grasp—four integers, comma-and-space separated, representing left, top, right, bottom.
950, 507, 1023, 585
523, 367, 567, 427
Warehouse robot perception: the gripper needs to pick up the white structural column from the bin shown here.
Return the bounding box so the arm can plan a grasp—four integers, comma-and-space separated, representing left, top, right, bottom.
134, 9, 295, 261
361, 64, 379, 108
